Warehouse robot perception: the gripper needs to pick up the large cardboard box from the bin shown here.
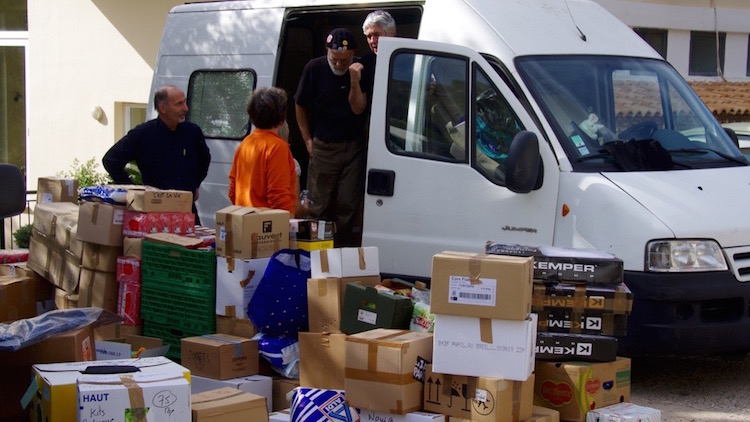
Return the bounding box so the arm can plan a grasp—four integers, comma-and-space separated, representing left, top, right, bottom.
272, 377, 300, 411
431, 252, 533, 321
78, 268, 118, 311
126, 187, 193, 213
311, 247, 379, 278
299, 332, 347, 390
533, 358, 631, 422
36, 176, 78, 204
191, 374, 273, 413
95, 334, 167, 360
485, 242, 624, 285
215, 256, 270, 319
32, 201, 83, 259
215, 206, 290, 259
340, 282, 413, 334
525, 406, 560, 422
0, 262, 54, 316
77, 202, 126, 246
30, 356, 190, 422
536, 332, 619, 362
77, 371, 191, 421
192, 387, 269, 422
28, 235, 81, 293
0, 275, 37, 322
181, 334, 259, 380
424, 364, 534, 422
432, 313, 537, 381
345, 329, 433, 414
307, 275, 380, 333
81, 241, 120, 272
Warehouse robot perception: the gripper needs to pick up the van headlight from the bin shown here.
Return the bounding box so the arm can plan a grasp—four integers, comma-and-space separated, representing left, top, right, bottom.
647, 240, 727, 272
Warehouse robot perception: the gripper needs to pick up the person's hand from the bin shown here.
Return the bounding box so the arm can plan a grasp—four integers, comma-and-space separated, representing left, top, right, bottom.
305, 138, 313, 158
349, 62, 363, 84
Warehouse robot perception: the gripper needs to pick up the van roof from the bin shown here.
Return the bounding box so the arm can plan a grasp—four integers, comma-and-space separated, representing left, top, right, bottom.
172, 0, 660, 59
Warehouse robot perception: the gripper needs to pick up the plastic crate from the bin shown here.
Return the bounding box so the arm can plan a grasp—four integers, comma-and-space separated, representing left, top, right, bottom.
142, 320, 212, 361
140, 284, 216, 333
141, 240, 216, 293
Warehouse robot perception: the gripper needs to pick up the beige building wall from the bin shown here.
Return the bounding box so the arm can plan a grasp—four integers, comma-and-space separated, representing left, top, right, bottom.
25, 0, 194, 186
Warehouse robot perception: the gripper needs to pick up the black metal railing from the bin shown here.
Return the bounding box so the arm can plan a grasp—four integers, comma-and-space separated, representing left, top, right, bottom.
0, 190, 36, 249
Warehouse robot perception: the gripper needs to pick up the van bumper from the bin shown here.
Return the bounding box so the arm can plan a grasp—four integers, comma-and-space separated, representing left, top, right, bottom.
619, 270, 750, 355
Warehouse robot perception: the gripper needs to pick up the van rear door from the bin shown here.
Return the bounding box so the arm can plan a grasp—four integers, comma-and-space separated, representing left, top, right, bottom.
363, 38, 559, 279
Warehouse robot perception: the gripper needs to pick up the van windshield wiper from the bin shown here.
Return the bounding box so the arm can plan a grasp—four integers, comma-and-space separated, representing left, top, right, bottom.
668, 147, 748, 165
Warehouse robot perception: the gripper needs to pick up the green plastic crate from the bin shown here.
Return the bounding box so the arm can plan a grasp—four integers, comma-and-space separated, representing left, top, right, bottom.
141, 240, 216, 292
140, 284, 216, 333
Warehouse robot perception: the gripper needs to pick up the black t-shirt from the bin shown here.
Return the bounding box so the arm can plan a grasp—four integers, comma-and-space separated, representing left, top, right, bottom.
294, 56, 367, 142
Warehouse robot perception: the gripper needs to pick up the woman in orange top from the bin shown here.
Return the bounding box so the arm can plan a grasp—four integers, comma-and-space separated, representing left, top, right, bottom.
228, 87, 297, 215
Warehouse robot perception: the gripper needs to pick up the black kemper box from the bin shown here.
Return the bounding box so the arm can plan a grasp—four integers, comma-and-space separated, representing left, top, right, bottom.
535, 332, 619, 362
532, 282, 633, 315
536, 309, 629, 336
485, 242, 624, 285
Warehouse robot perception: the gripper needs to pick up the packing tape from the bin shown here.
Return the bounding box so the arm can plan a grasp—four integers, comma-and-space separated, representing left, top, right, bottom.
317, 279, 327, 297
240, 269, 255, 289
224, 305, 237, 318
123, 375, 147, 422
358, 248, 366, 270
90, 203, 99, 224
512, 380, 522, 421
250, 233, 259, 258
225, 213, 235, 259
226, 256, 235, 272
479, 317, 493, 343
344, 368, 416, 386
613, 288, 630, 313
573, 284, 587, 309
468, 255, 482, 285
320, 249, 330, 273
571, 309, 583, 334
367, 341, 378, 372
202, 334, 246, 358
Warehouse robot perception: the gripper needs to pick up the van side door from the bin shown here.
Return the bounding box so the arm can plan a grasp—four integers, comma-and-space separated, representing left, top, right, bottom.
364, 38, 559, 279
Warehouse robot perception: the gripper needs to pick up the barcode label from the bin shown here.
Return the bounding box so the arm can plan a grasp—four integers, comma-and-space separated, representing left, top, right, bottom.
448, 276, 497, 307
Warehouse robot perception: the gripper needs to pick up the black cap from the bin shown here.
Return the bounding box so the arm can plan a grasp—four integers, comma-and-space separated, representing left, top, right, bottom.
325, 28, 357, 51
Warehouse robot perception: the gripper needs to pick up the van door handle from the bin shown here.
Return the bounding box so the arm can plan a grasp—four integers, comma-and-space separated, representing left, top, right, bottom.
367, 169, 395, 196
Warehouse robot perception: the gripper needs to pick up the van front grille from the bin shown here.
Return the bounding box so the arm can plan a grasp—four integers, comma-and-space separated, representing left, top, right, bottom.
725, 246, 750, 282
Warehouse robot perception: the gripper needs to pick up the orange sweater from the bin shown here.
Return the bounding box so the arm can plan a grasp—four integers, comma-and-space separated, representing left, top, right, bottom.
228, 128, 296, 216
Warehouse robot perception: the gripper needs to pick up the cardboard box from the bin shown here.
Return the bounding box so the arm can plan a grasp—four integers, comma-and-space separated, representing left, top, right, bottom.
126, 187, 193, 213
216, 315, 258, 339
289, 219, 335, 240
0, 275, 37, 322
116, 255, 141, 284
533, 358, 631, 422
37, 176, 78, 204
78, 268, 118, 311
0, 262, 55, 315
77, 202, 126, 246
340, 282, 414, 334
268, 408, 291, 422
360, 410, 446, 421
311, 247, 379, 278
190, 374, 273, 413
117, 280, 142, 325
525, 406, 560, 422
28, 236, 81, 293
192, 387, 269, 422
424, 364, 534, 422
345, 329, 433, 414
431, 251, 533, 321
32, 201, 83, 259
181, 333, 259, 380
215, 205, 290, 259
532, 282, 633, 314
307, 275, 381, 333
81, 241, 120, 272
293, 239, 335, 251
77, 370, 191, 421
95, 334, 167, 360
585, 402, 661, 422
535, 332, 619, 362
215, 256, 270, 319
272, 377, 300, 411
432, 313, 537, 381
299, 332, 347, 390
537, 309, 628, 336
486, 242, 624, 285
123, 236, 143, 258
123, 210, 196, 237
30, 356, 189, 422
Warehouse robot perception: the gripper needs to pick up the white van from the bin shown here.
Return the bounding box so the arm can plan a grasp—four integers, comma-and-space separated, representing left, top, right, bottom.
150, 0, 750, 355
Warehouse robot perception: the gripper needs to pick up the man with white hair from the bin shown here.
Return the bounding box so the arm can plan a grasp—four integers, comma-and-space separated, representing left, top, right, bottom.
356, 10, 397, 99
294, 28, 368, 247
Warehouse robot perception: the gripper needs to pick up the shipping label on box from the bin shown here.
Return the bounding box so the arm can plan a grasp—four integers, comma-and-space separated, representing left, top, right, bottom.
216, 206, 290, 259
299, 332, 347, 390
431, 252, 533, 321
181, 334, 259, 380
432, 313, 537, 382
126, 187, 193, 213
340, 283, 413, 334
192, 387, 269, 422
423, 364, 534, 422
311, 247, 379, 278
77, 202, 125, 246
96, 334, 167, 360
77, 371, 191, 422
534, 358, 631, 422
307, 276, 381, 333
215, 256, 270, 319
486, 243, 624, 285
345, 329, 433, 414
36, 176, 78, 204
532, 282, 633, 315
191, 374, 273, 413
535, 332, 619, 362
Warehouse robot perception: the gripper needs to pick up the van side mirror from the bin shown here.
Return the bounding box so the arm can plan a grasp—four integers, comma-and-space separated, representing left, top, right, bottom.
0, 164, 26, 219
505, 131, 543, 194
724, 127, 740, 149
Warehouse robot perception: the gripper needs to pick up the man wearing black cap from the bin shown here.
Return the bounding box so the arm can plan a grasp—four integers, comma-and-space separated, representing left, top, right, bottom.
295, 28, 368, 247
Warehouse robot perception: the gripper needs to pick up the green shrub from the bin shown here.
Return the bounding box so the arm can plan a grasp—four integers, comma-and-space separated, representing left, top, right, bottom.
58, 157, 112, 187
13, 223, 33, 249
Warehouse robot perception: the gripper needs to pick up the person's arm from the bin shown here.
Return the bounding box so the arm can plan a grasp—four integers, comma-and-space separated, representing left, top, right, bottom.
295, 104, 313, 157
102, 134, 137, 185
194, 127, 211, 200
348, 62, 367, 115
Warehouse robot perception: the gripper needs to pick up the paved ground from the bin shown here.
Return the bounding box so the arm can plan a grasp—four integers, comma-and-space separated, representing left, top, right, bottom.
630, 353, 750, 421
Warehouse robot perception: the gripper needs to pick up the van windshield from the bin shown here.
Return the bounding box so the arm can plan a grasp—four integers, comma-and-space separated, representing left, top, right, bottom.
516, 56, 747, 171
